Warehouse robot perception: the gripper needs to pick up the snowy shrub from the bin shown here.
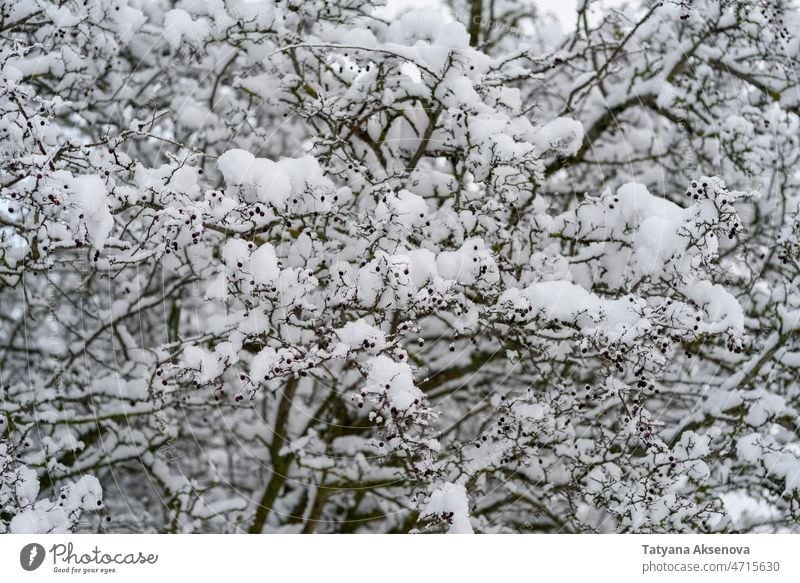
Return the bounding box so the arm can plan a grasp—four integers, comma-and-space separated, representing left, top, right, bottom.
2, 0, 800, 533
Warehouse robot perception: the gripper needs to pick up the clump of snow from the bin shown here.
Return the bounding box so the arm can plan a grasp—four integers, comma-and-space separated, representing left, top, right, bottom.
533, 117, 584, 156
436, 238, 499, 286
335, 320, 387, 353
421, 482, 474, 534
737, 433, 800, 493
496, 280, 647, 343
250, 346, 278, 380
163, 9, 210, 50
9, 475, 102, 534
217, 150, 328, 209
364, 355, 423, 411
251, 243, 280, 285
51, 172, 114, 250
374, 189, 428, 231
222, 238, 250, 270
217, 149, 256, 185
407, 248, 439, 288
181, 346, 223, 383
205, 272, 228, 300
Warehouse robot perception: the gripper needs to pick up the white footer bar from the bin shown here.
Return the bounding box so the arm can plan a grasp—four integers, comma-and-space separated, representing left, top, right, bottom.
2, 534, 798, 582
